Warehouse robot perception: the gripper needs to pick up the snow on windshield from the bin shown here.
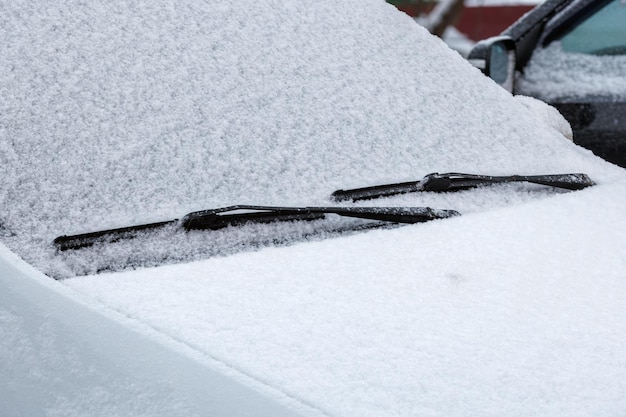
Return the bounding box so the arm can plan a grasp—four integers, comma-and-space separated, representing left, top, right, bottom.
517, 41, 626, 101
0, 0, 620, 278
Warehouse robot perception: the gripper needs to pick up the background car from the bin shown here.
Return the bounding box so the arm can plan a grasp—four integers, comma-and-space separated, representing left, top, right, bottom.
2, 1, 626, 416
468, 0, 626, 167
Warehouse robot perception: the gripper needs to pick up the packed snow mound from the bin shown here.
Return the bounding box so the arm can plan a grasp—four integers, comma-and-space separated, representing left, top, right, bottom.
0, 0, 621, 277
514, 95, 573, 140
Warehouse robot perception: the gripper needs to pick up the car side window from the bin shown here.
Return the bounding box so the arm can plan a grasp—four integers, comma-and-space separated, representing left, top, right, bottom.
559, 0, 626, 55
515, 0, 626, 101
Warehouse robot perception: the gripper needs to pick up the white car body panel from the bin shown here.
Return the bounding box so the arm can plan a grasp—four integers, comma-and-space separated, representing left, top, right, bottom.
0, 245, 319, 417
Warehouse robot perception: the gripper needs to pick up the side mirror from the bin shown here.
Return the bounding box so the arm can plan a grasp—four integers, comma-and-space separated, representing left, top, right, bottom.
468, 36, 517, 93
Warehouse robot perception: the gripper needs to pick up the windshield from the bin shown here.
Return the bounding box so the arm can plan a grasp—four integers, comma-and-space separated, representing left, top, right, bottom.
0, 1, 619, 280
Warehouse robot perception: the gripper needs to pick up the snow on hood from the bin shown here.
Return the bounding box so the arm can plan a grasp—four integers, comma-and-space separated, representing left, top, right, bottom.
66, 180, 626, 417
0, 0, 622, 278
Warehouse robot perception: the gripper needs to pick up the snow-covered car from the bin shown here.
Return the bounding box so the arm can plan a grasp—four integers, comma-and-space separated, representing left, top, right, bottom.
468, 0, 626, 167
2, 1, 626, 416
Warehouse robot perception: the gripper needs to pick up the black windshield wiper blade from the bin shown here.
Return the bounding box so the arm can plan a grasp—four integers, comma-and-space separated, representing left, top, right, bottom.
331, 172, 595, 202
54, 205, 460, 251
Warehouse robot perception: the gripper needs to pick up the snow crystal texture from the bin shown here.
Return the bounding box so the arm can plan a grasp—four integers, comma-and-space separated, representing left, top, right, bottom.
0, 0, 621, 278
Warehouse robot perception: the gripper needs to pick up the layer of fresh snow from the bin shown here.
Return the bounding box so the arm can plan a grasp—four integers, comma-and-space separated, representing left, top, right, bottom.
514, 95, 573, 140
0, 244, 320, 417
517, 42, 626, 101
1, 0, 623, 279
67, 181, 626, 417
2, 1, 626, 415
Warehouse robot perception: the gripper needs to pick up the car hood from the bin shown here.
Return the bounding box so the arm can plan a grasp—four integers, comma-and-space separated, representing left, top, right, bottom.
66, 180, 626, 417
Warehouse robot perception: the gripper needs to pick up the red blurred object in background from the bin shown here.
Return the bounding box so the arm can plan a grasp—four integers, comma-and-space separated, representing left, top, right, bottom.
389, 1, 534, 41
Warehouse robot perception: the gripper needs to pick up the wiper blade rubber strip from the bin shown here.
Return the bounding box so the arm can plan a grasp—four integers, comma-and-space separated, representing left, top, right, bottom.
331, 172, 594, 201
54, 205, 460, 251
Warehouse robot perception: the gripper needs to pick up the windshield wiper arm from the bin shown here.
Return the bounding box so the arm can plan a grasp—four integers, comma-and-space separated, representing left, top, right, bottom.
54, 205, 460, 251
331, 172, 595, 202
